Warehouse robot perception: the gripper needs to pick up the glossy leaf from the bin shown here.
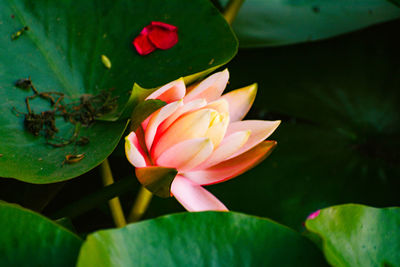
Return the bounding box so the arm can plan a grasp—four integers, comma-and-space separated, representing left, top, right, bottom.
222, 0, 400, 47
0, 202, 82, 267
0, 0, 237, 183
77, 212, 327, 266
305, 204, 400, 267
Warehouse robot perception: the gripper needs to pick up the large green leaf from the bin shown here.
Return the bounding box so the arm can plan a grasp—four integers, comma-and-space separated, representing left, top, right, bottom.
305, 204, 400, 267
77, 212, 327, 266
0, 0, 237, 183
0, 202, 82, 267
222, 0, 400, 47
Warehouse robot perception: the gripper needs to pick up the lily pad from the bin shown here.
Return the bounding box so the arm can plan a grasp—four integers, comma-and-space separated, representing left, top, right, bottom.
0, 202, 82, 267
0, 0, 237, 183
305, 204, 400, 267
221, 0, 400, 47
77, 212, 328, 266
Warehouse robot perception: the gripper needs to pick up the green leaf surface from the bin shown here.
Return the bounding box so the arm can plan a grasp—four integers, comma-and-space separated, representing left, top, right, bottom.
0, 202, 82, 267
77, 212, 327, 267
0, 0, 237, 183
55, 217, 77, 233
305, 204, 400, 267
222, 0, 400, 47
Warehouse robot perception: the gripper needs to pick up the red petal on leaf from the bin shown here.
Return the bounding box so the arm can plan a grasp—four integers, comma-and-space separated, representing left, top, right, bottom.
151, 21, 178, 32
140, 25, 154, 35
148, 27, 178, 50
133, 34, 156, 55
133, 21, 178, 55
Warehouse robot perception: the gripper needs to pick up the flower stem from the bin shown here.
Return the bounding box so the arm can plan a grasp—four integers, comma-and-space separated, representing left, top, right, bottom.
128, 186, 153, 223
100, 159, 126, 227
223, 0, 244, 25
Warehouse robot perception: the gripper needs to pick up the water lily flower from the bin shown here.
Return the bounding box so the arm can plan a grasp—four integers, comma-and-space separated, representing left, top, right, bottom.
125, 69, 280, 211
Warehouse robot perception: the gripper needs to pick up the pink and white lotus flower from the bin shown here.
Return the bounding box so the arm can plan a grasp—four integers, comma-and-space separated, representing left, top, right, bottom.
125, 69, 280, 211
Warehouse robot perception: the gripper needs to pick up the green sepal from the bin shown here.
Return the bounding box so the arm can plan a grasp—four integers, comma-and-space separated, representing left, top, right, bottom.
136, 166, 178, 198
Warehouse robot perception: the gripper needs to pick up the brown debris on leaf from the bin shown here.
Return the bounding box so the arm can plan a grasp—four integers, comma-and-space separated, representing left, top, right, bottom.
63, 154, 85, 164
13, 77, 118, 152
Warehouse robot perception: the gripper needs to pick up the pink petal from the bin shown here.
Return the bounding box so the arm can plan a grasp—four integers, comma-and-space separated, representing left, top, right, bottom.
156, 138, 213, 172
145, 100, 183, 150
203, 98, 229, 114
133, 34, 156, 55
125, 132, 147, 167
158, 99, 207, 134
151, 21, 178, 32
197, 130, 250, 169
152, 109, 213, 159
225, 120, 280, 160
146, 78, 186, 103
171, 175, 228, 211
307, 210, 321, 220
184, 141, 277, 185
148, 27, 178, 50
221, 83, 257, 122
184, 69, 229, 102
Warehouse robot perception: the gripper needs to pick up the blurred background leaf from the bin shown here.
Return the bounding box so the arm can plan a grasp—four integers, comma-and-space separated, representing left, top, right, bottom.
305, 204, 400, 267
0, 0, 237, 183
0, 202, 82, 267
387, 0, 400, 7
211, 18, 400, 230
77, 212, 328, 267
220, 0, 400, 47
